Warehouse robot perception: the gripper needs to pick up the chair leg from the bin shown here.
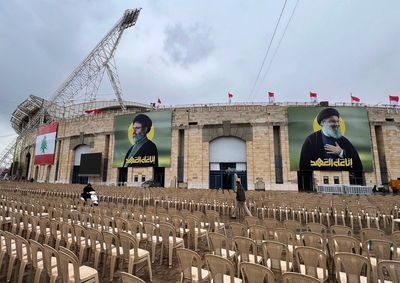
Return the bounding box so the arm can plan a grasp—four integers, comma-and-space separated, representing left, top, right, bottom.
6, 255, 16, 282
17, 261, 27, 283
147, 256, 152, 281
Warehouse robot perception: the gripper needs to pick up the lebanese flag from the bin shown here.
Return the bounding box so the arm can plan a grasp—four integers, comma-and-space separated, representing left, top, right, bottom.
351, 95, 360, 102
228, 92, 234, 98
157, 97, 161, 104
268, 91, 274, 98
309, 92, 317, 98
34, 122, 58, 165
389, 95, 399, 102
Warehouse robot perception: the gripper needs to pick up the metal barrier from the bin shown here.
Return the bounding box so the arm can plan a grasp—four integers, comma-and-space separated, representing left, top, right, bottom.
317, 185, 372, 195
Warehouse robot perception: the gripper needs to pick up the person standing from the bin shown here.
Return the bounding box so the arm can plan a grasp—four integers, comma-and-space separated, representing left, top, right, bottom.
231, 179, 252, 218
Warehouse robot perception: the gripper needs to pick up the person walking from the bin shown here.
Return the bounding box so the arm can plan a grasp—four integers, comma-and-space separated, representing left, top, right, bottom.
231, 178, 252, 218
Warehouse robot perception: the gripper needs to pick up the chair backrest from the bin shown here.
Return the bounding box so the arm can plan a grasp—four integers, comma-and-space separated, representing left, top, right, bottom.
295, 246, 328, 281
120, 272, 146, 283
230, 222, 247, 237
274, 228, 297, 246
334, 252, 371, 283
306, 223, 327, 236
300, 232, 326, 252
176, 248, 204, 282
102, 231, 120, 256
240, 262, 275, 283
392, 231, 400, 246
262, 240, 290, 271
209, 232, 230, 256
330, 225, 353, 237
15, 234, 31, 262
205, 254, 236, 283
283, 220, 302, 233
281, 272, 321, 283
159, 222, 177, 245
360, 228, 385, 242
245, 216, 259, 227
59, 246, 80, 283
115, 216, 129, 232
377, 260, 400, 283
248, 225, 268, 246
119, 231, 139, 263
329, 235, 361, 255
364, 239, 396, 261
43, 244, 60, 278
128, 219, 143, 238
233, 236, 257, 263
86, 227, 104, 250
29, 239, 43, 269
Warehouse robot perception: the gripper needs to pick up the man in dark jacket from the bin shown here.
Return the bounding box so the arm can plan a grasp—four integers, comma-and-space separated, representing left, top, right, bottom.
299, 107, 363, 171
123, 113, 159, 167
81, 183, 94, 202
231, 179, 252, 218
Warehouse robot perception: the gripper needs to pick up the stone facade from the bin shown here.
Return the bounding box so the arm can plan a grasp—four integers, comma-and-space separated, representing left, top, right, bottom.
17, 104, 400, 191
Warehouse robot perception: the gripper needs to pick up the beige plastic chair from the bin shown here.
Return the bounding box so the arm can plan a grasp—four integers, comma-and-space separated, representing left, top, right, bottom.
329, 235, 361, 256
360, 228, 385, 242
205, 254, 242, 283
295, 246, 328, 282
244, 216, 260, 227
176, 248, 210, 283
58, 246, 99, 283
330, 225, 353, 237
306, 223, 327, 237
392, 231, 400, 259
142, 221, 161, 263
364, 239, 397, 282
334, 252, 371, 283
4, 230, 17, 282
300, 232, 327, 253
230, 222, 247, 238
43, 244, 60, 283
273, 228, 298, 261
170, 214, 190, 239
377, 260, 400, 283
102, 230, 122, 281
128, 219, 147, 246
86, 227, 105, 271
240, 262, 275, 283
233, 236, 262, 276
119, 231, 152, 281
281, 272, 321, 283
158, 222, 184, 267
209, 232, 236, 261
29, 239, 44, 283
15, 234, 31, 283
262, 218, 280, 239
120, 271, 146, 283
0, 230, 6, 275
74, 224, 90, 264
262, 240, 293, 274
248, 225, 268, 251
205, 210, 226, 235
186, 215, 210, 251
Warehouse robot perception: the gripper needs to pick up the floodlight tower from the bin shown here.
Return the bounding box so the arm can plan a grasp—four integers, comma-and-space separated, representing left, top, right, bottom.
49, 8, 141, 112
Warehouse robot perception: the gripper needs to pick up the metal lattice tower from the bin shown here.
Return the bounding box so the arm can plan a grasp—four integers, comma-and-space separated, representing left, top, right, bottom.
0, 137, 17, 180
48, 8, 141, 113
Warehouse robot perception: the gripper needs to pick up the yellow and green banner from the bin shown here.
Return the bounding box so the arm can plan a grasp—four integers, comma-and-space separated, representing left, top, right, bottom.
112, 111, 172, 168
288, 107, 373, 172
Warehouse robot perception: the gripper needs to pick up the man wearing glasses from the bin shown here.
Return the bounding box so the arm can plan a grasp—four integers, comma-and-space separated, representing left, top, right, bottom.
299, 107, 362, 171
123, 113, 159, 167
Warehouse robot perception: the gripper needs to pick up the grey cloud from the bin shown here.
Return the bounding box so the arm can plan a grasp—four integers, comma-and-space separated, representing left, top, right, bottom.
163, 23, 214, 67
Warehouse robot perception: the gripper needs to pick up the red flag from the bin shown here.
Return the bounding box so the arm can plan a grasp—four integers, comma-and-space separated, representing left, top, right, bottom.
84, 109, 102, 114
268, 91, 274, 98
157, 97, 161, 104
389, 95, 399, 102
228, 92, 234, 98
351, 95, 360, 102
309, 92, 317, 98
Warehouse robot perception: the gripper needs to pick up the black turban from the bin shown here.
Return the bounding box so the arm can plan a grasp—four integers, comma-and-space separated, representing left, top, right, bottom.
133, 114, 152, 133
317, 107, 340, 124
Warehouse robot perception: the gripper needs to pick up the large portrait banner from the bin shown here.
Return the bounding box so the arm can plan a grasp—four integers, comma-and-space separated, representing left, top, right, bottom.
112, 111, 172, 168
288, 107, 373, 172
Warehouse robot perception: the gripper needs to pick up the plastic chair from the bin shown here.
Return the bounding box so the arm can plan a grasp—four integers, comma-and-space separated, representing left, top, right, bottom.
240, 262, 275, 283
185, 215, 210, 251
281, 272, 321, 283
158, 222, 184, 267
15, 234, 31, 283
205, 254, 242, 283
29, 239, 44, 283
176, 248, 210, 283
334, 252, 371, 283
209, 232, 236, 261
330, 225, 353, 237
43, 244, 60, 283
262, 240, 293, 274
119, 231, 152, 281
233, 236, 262, 276
58, 246, 99, 283
120, 272, 146, 283
295, 246, 328, 282
377, 260, 400, 283
102, 230, 122, 281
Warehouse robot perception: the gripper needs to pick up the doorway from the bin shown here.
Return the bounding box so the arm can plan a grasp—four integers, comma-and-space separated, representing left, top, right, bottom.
153, 167, 165, 187
297, 171, 314, 191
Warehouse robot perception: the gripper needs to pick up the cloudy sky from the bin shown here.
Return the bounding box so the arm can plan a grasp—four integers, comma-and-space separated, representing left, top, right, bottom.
1, 0, 400, 154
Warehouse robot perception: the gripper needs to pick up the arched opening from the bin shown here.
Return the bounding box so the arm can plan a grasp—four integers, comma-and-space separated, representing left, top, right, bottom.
209, 137, 247, 190
71, 144, 90, 184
